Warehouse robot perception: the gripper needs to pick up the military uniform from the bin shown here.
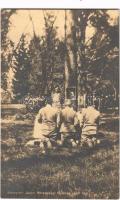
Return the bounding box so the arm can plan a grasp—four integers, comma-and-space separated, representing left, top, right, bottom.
34, 104, 60, 137
26, 104, 60, 151
60, 104, 78, 145
80, 106, 100, 147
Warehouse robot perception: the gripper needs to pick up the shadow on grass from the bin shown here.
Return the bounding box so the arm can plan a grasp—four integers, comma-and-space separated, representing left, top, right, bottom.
1, 136, 117, 172
100, 118, 119, 132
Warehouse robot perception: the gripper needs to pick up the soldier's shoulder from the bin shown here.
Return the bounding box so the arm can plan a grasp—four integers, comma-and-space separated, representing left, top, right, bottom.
96, 110, 100, 116
52, 107, 59, 112
38, 107, 45, 113
61, 107, 66, 111
82, 108, 87, 113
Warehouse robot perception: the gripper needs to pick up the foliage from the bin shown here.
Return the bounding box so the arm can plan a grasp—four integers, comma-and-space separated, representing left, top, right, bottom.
12, 35, 31, 100
1, 72, 8, 91
70, 10, 119, 97
43, 13, 58, 95
14, 112, 35, 121
1, 88, 11, 104
1, 9, 16, 47
1, 9, 16, 90
1, 10, 118, 103
28, 13, 65, 97
19, 94, 45, 112
28, 35, 43, 95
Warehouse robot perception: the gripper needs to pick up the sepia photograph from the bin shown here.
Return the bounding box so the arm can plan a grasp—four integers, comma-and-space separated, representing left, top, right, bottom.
1, 9, 119, 199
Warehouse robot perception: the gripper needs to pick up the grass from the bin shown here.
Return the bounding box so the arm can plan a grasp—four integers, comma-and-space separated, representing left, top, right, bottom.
1, 114, 119, 199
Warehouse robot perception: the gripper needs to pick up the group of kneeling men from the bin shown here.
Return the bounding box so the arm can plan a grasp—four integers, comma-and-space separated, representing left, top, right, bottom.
27, 98, 100, 153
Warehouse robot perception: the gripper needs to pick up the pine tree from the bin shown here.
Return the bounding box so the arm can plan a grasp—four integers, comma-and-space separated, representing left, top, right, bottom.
43, 12, 58, 96
12, 35, 31, 100
1, 9, 16, 90
28, 13, 63, 97
28, 35, 43, 95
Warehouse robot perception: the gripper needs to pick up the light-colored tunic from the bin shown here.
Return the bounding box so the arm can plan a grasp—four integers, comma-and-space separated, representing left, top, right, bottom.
80, 106, 100, 136
60, 106, 78, 133
33, 104, 60, 139
77, 111, 83, 127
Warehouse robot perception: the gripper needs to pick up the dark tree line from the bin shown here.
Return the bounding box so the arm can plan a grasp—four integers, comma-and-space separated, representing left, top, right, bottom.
11, 12, 65, 100
1, 10, 119, 104
66, 10, 119, 99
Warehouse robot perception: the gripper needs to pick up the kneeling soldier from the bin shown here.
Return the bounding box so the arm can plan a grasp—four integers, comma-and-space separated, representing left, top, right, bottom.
80, 100, 100, 148
26, 97, 60, 153
60, 99, 79, 147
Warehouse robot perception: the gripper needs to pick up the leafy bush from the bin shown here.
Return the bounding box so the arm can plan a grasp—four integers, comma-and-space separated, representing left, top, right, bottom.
19, 94, 45, 112
1, 88, 11, 104
14, 112, 35, 121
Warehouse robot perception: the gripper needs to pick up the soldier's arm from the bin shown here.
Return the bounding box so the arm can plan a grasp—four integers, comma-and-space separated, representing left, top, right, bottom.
36, 109, 42, 123
80, 110, 85, 128
96, 112, 100, 126
74, 113, 81, 132
77, 113, 83, 128
74, 113, 79, 126
56, 111, 62, 129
